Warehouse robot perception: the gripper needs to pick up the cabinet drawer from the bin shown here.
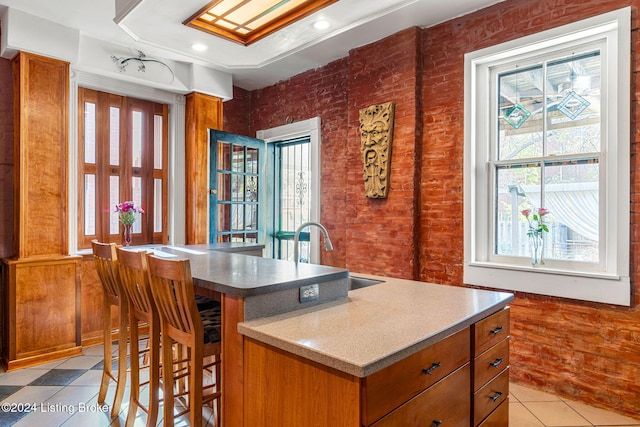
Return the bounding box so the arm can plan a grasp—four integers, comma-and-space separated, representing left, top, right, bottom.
372, 364, 471, 427
474, 367, 509, 426
474, 338, 509, 391
362, 328, 470, 425
474, 307, 510, 355
478, 399, 509, 427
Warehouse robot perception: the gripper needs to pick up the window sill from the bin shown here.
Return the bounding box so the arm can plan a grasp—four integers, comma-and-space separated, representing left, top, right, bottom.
464, 262, 630, 306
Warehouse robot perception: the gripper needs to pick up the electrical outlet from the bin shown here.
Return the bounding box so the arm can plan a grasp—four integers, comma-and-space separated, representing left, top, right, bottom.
299, 284, 319, 303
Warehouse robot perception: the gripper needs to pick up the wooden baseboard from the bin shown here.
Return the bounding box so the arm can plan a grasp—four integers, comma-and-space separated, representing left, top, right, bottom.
2, 346, 83, 371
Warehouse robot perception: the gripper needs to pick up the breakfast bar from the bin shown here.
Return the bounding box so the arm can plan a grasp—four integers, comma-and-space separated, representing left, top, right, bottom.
149, 245, 350, 427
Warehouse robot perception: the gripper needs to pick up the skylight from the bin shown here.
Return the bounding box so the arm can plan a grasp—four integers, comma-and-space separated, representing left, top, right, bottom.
184, 0, 337, 46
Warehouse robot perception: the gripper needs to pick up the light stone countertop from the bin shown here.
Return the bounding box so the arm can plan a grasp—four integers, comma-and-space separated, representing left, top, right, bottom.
238, 274, 514, 377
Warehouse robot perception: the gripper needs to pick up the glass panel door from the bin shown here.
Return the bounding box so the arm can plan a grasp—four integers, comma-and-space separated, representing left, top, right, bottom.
209, 130, 267, 244
273, 137, 312, 261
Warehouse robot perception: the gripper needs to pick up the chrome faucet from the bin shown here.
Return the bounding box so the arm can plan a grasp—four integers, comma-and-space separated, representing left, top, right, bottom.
293, 222, 334, 265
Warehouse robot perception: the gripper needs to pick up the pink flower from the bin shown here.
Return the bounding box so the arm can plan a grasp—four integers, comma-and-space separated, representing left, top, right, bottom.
115, 201, 135, 213
115, 201, 144, 226
522, 207, 550, 238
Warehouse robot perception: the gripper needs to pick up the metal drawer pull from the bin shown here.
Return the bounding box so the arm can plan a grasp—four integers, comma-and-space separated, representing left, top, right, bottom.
431, 420, 443, 427
490, 358, 504, 368
422, 362, 441, 375
491, 326, 503, 335
490, 391, 503, 402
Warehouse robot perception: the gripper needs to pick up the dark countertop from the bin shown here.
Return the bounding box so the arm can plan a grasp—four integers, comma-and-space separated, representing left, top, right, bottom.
150, 245, 349, 297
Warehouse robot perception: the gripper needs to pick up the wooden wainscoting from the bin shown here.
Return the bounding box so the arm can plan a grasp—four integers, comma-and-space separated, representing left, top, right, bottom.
1, 256, 82, 370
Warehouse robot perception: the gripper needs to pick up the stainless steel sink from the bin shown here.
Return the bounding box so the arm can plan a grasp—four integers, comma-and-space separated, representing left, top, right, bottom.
347, 276, 385, 290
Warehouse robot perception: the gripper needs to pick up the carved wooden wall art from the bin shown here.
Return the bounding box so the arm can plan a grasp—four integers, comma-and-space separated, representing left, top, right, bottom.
359, 102, 395, 198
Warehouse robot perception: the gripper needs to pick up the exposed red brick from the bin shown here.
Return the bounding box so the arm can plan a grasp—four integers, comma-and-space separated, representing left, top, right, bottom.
222, 86, 251, 135
421, 1, 640, 417
223, 0, 640, 418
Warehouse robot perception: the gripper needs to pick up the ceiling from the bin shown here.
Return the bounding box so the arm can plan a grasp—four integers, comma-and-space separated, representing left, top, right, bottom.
0, 0, 504, 90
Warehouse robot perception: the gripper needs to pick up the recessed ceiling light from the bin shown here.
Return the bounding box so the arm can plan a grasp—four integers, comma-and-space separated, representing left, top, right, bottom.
313, 20, 330, 30
192, 43, 208, 51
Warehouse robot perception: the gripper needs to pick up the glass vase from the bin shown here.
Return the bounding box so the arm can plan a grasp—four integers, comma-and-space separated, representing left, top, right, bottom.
123, 224, 132, 247
529, 234, 543, 265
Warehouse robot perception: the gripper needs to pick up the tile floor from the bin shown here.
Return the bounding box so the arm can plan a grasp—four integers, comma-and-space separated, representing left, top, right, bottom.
0, 344, 217, 426
510, 383, 640, 427
0, 344, 638, 427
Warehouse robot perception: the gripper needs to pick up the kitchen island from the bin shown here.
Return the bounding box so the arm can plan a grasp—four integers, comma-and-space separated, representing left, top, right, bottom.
150, 247, 513, 427
238, 275, 513, 427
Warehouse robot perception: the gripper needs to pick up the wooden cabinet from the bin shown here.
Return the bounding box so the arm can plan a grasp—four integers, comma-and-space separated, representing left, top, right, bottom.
362, 328, 470, 425
1, 52, 83, 370
371, 364, 471, 427
243, 307, 510, 427
1, 256, 82, 370
11, 51, 69, 258
478, 394, 509, 427
184, 92, 223, 245
472, 307, 510, 426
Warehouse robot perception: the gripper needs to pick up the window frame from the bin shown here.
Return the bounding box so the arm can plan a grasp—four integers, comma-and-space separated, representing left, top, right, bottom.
257, 117, 322, 262
488, 43, 605, 271
463, 8, 631, 306
77, 88, 168, 249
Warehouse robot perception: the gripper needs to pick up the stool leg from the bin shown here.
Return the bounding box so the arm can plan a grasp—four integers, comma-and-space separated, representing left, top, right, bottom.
161, 331, 175, 424
146, 320, 160, 427
215, 356, 221, 427
190, 343, 204, 427
98, 301, 112, 405
125, 314, 140, 427
111, 302, 129, 417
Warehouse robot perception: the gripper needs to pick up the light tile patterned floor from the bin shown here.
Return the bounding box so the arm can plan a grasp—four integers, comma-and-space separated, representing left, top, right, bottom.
0, 344, 638, 426
510, 382, 640, 427
0, 344, 217, 426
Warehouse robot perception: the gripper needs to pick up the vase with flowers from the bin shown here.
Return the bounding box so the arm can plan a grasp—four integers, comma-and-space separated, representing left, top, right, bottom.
115, 201, 144, 246
522, 207, 550, 265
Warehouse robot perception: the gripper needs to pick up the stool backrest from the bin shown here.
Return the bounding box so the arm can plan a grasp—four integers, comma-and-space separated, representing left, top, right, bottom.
117, 248, 156, 317
146, 254, 202, 342
91, 240, 122, 303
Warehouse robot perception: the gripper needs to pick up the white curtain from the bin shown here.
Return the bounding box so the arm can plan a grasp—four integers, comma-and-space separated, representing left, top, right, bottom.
522, 182, 598, 241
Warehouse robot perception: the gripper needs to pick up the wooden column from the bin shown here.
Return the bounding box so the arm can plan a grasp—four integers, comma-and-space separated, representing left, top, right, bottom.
184, 92, 223, 244
1, 52, 81, 370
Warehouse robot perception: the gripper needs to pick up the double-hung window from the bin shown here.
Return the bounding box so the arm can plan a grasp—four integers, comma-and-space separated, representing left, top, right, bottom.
464, 8, 631, 305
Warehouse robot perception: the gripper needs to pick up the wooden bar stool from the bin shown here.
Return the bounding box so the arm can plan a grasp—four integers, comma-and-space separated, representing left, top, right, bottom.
145, 254, 222, 427
116, 248, 160, 427
91, 240, 129, 418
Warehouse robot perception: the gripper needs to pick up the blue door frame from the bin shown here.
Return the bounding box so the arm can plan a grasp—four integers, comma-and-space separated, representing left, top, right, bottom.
209, 130, 271, 245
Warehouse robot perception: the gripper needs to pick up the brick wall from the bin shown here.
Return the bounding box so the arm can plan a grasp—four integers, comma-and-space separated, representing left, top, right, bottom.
421, 0, 640, 417
345, 27, 422, 278
0, 57, 13, 258
226, 29, 422, 278
231, 57, 350, 268
222, 85, 252, 135
224, 0, 640, 417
